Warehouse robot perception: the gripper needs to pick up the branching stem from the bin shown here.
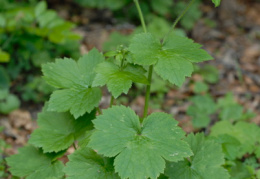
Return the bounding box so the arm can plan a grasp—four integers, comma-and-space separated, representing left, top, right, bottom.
133, 0, 153, 120
163, 0, 196, 43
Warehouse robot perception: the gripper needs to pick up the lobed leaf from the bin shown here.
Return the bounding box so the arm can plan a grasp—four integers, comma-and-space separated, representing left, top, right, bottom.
29, 105, 95, 153
165, 133, 229, 179
88, 106, 192, 179
211, 121, 260, 158
64, 147, 120, 179
6, 145, 64, 179
42, 48, 104, 118
93, 61, 148, 98
129, 33, 212, 87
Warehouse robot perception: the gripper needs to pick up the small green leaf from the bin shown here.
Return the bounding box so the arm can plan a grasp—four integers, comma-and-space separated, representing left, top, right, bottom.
89, 106, 192, 179
93, 61, 148, 98
64, 147, 120, 179
165, 133, 229, 179
42, 48, 104, 118
0, 49, 10, 63
219, 104, 243, 121
129, 33, 212, 86
29, 105, 95, 153
193, 81, 209, 93
211, 121, 260, 158
187, 95, 216, 128
211, 0, 221, 7
6, 145, 64, 179
35, 1, 47, 18
0, 93, 20, 114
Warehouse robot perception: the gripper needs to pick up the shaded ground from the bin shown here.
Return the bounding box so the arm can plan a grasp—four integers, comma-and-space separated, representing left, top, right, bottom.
1, 0, 260, 171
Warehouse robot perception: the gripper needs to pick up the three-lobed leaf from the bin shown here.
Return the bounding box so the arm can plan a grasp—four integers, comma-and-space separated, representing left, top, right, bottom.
6, 145, 64, 179
42, 48, 103, 118
64, 147, 120, 179
88, 105, 192, 179
129, 33, 212, 86
165, 133, 229, 179
29, 104, 95, 153
93, 61, 148, 98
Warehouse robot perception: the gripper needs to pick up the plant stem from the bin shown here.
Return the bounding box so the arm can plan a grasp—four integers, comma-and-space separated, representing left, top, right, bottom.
73, 142, 77, 150
110, 96, 114, 107
133, 0, 147, 33
163, 0, 196, 42
96, 107, 102, 115
143, 65, 153, 119
133, 0, 153, 120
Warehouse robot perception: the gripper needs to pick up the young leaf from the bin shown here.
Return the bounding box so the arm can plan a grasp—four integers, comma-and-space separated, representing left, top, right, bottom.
187, 94, 216, 128
6, 145, 64, 179
93, 61, 148, 98
211, 121, 260, 158
42, 48, 103, 118
88, 106, 192, 179
64, 147, 120, 179
29, 105, 95, 153
129, 33, 212, 86
165, 133, 229, 179
211, 0, 221, 7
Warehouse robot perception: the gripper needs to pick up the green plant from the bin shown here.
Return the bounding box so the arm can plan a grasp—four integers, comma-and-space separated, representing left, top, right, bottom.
0, 127, 10, 178
8, 0, 260, 179
0, 1, 81, 105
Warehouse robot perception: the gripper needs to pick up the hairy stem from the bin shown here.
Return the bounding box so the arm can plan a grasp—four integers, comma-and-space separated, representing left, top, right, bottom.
133, 0, 153, 120
133, 0, 147, 33
163, 0, 196, 42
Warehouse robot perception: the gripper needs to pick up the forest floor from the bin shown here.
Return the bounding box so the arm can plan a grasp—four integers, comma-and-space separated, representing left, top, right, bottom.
1, 0, 260, 165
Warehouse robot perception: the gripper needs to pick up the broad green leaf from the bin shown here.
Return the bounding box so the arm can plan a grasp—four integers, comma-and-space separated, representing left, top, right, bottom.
93, 61, 148, 98
212, 0, 221, 7
89, 106, 192, 179
228, 161, 253, 179
165, 133, 229, 179
211, 121, 260, 158
129, 33, 161, 66
6, 145, 64, 179
129, 33, 212, 86
42, 49, 104, 118
64, 147, 119, 179
29, 105, 95, 153
209, 134, 241, 160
